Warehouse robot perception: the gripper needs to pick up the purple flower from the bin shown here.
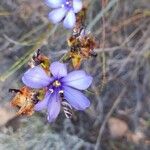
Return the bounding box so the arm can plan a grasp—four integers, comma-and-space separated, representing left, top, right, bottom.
45, 0, 82, 29
22, 62, 92, 122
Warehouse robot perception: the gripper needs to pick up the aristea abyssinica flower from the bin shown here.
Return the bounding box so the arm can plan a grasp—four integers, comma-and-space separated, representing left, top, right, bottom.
22, 62, 92, 122
45, 0, 82, 29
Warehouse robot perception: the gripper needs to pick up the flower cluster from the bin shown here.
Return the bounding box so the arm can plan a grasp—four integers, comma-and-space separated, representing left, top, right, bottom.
46, 0, 82, 28
10, 0, 97, 123
22, 61, 92, 122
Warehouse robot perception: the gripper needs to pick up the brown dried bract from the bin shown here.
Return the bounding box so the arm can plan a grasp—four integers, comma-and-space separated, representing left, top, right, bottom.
10, 86, 39, 116
67, 28, 97, 69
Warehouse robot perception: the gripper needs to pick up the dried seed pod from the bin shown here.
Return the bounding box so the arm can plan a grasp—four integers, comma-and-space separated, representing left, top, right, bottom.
75, 7, 87, 30
67, 28, 97, 69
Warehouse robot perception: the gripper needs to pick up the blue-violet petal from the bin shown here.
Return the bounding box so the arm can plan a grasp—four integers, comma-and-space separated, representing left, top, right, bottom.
45, 0, 64, 8
48, 8, 67, 24
63, 10, 76, 29
73, 0, 82, 13
62, 70, 93, 90
35, 91, 51, 111
63, 86, 90, 110
22, 66, 52, 89
47, 92, 61, 122
50, 61, 67, 78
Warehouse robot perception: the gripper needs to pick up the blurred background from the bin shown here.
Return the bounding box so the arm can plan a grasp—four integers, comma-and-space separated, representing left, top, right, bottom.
0, 0, 150, 149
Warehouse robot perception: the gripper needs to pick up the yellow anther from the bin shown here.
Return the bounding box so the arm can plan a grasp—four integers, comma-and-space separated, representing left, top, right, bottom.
53, 80, 61, 87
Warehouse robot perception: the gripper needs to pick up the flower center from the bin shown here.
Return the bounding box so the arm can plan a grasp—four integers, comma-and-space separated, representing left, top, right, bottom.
49, 80, 63, 94
53, 80, 61, 87
62, 0, 72, 9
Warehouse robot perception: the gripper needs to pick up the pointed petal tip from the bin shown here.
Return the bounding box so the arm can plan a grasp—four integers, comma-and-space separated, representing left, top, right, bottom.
73, 0, 83, 13
47, 115, 56, 123
88, 75, 93, 86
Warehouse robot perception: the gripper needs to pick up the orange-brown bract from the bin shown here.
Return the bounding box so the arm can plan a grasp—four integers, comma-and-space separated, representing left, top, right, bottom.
10, 86, 40, 116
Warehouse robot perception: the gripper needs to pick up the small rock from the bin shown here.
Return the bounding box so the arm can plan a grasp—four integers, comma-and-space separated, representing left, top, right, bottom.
108, 117, 129, 138
0, 104, 16, 126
